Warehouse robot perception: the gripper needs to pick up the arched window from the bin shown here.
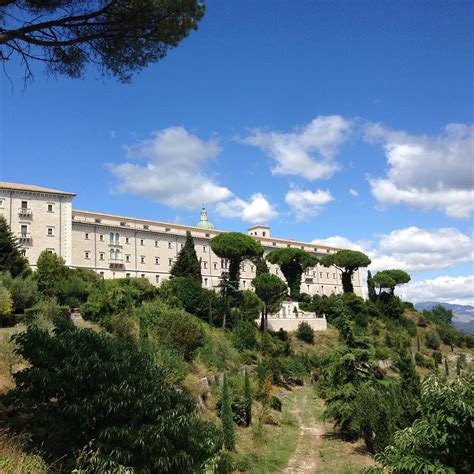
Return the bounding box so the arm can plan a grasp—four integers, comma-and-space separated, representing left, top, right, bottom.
109, 232, 114, 244
115, 233, 120, 244
110, 249, 115, 260
116, 250, 121, 260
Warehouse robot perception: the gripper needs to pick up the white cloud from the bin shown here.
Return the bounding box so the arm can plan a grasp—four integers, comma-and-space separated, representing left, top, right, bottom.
401, 275, 474, 304
365, 123, 474, 218
215, 193, 278, 224
313, 226, 473, 274
349, 188, 359, 197
109, 127, 232, 210
285, 188, 334, 221
240, 115, 352, 180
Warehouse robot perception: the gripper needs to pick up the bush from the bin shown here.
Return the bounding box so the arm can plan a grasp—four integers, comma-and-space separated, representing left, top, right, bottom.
296, 322, 314, 344
417, 315, 428, 327
426, 331, 442, 350
23, 298, 70, 325
138, 300, 205, 362
401, 317, 417, 337
0, 272, 37, 313
0, 285, 13, 321
2, 321, 221, 472
414, 352, 426, 367
232, 321, 257, 351
270, 395, 282, 412
432, 351, 442, 365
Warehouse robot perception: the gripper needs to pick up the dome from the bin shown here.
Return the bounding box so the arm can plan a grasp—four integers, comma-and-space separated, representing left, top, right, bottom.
195, 207, 216, 230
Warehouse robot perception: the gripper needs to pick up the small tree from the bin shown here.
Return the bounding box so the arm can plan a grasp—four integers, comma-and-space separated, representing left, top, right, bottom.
0, 284, 13, 320
243, 369, 252, 427
35, 251, 68, 296
170, 231, 201, 281
252, 273, 287, 331
373, 269, 411, 296
426, 331, 442, 350
444, 357, 449, 376
320, 250, 371, 294
211, 232, 263, 289
0, 217, 29, 277
367, 270, 377, 302
3, 321, 221, 471
221, 373, 235, 450
296, 321, 315, 344
266, 248, 317, 299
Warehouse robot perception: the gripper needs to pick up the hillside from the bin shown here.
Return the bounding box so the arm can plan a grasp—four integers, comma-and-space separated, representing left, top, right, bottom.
415, 302, 474, 335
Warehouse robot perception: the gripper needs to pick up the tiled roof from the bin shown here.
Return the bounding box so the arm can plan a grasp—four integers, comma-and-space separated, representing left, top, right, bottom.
0, 182, 76, 196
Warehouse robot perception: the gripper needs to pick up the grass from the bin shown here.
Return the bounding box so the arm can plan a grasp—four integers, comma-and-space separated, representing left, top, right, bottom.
0, 326, 26, 394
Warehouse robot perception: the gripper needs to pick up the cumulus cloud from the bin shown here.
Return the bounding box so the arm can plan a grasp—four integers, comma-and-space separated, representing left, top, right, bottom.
401, 275, 474, 304
240, 115, 352, 180
365, 123, 474, 218
313, 226, 473, 273
109, 127, 231, 210
285, 188, 334, 221
215, 193, 278, 224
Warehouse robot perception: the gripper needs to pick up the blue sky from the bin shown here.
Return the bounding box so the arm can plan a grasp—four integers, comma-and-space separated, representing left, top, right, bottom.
1, 1, 473, 302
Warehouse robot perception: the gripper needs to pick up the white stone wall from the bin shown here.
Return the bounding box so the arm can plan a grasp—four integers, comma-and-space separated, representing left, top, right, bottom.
0, 187, 73, 267
266, 318, 327, 332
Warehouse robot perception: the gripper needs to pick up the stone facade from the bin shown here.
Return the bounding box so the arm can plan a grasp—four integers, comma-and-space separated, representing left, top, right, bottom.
264, 300, 327, 332
0, 182, 364, 298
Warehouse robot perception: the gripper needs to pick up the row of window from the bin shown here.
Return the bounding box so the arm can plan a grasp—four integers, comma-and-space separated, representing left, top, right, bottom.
19, 223, 55, 237
0, 199, 55, 213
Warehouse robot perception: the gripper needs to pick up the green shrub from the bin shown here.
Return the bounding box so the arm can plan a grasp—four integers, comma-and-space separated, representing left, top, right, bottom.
238, 290, 264, 322
432, 351, 442, 365
426, 331, 442, 350
414, 352, 425, 366
270, 395, 282, 412
232, 320, 257, 350
401, 317, 417, 337
138, 300, 205, 362
3, 321, 221, 472
296, 321, 314, 344
417, 315, 428, 327
0, 284, 13, 321
0, 272, 37, 313
24, 298, 70, 324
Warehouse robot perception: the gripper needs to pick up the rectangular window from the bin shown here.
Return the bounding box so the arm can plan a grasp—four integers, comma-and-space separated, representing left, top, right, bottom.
21, 224, 28, 234
141, 274, 145, 278
203, 261, 208, 269
155, 240, 159, 247
0, 199, 4, 208
181, 243, 184, 249
99, 234, 104, 241
140, 239, 144, 246
320, 272, 323, 277
85, 251, 90, 259
99, 253, 104, 261
333, 273, 336, 279
213, 262, 217, 270
203, 246, 206, 252
204, 278, 208, 286
243, 280, 246, 288
21, 200, 28, 209
46, 248, 54, 255
168, 258, 172, 266
155, 275, 160, 284
140, 256, 145, 264
168, 242, 172, 249
125, 237, 129, 244
126, 255, 131, 263
85, 233, 89, 240
47, 203, 54, 212
100, 272, 104, 279
326, 273, 330, 278
155, 257, 160, 265
20, 248, 27, 257
126, 273, 131, 278
47, 226, 54, 236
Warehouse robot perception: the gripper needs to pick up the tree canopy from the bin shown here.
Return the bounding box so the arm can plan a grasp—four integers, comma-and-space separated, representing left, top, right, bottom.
0, 216, 29, 277
320, 250, 371, 294
373, 269, 411, 295
0, 0, 205, 82
266, 248, 317, 299
170, 231, 201, 281
210, 232, 263, 288
3, 320, 220, 471
252, 272, 287, 330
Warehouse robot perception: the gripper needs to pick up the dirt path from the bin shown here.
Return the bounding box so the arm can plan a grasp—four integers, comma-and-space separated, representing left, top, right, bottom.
282, 387, 324, 474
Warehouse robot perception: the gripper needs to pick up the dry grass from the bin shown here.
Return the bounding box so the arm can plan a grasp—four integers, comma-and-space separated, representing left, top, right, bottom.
0, 326, 26, 395
0, 430, 48, 474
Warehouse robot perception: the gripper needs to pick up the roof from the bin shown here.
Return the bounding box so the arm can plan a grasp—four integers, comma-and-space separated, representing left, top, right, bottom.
195, 220, 216, 230
0, 181, 76, 196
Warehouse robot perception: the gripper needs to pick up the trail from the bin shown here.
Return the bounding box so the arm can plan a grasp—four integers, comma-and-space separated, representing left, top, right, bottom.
282, 387, 324, 474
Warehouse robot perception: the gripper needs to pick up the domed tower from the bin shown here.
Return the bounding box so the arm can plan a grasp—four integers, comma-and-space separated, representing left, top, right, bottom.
195, 206, 216, 230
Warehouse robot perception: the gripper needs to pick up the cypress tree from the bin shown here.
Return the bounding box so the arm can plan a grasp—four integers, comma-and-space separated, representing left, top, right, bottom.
0, 216, 29, 277
170, 231, 201, 281
243, 369, 252, 427
221, 373, 235, 450
416, 335, 421, 351
444, 357, 449, 376
367, 270, 377, 302
254, 254, 269, 276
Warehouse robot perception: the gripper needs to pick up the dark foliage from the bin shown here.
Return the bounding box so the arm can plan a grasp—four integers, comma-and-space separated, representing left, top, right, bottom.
0, 217, 29, 277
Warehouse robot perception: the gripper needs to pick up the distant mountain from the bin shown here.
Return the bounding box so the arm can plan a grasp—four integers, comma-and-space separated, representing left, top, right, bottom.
414, 302, 474, 335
